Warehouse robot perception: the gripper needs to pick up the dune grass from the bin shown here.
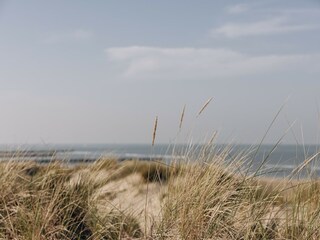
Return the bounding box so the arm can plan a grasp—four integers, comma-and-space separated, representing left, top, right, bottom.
154, 146, 320, 240
0, 161, 142, 239
92, 158, 179, 183
0, 145, 320, 239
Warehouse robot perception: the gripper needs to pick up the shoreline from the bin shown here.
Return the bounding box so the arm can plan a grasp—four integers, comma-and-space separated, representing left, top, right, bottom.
0, 147, 319, 179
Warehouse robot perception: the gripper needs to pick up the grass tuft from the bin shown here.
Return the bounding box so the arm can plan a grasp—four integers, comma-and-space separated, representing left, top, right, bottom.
1, 144, 320, 239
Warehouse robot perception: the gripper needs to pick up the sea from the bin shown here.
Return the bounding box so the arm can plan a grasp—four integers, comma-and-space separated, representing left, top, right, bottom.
0, 143, 319, 178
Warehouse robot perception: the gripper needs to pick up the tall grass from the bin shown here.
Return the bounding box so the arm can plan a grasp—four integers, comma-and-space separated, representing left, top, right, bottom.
0, 161, 142, 239
154, 145, 320, 240
0, 143, 320, 239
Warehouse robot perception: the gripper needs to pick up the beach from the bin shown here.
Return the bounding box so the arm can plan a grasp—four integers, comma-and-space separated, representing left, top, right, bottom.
0, 144, 320, 239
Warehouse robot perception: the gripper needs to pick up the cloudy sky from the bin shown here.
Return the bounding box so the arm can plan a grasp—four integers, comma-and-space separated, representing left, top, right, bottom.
0, 0, 319, 145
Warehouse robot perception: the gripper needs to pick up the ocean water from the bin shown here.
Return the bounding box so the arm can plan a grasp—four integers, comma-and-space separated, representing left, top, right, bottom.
0, 144, 319, 178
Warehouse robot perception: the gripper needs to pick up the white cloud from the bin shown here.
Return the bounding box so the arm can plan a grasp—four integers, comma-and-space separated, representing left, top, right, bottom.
105, 46, 320, 81
44, 29, 93, 44
211, 17, 319, 38
226, 4, 249, 14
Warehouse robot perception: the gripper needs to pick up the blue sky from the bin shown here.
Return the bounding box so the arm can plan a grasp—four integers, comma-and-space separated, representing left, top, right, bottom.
0, 0, 319, 144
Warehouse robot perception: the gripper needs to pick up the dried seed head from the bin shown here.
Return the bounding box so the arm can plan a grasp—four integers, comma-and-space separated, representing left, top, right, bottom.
197, 97, 213, 117
152, 116, 158, 146
179, 105, 186, 130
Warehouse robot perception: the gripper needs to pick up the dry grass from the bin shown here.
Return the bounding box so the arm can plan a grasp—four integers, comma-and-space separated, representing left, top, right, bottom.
0, 161, 142, 239
1, 146, 320, 239
92, 158, 179, 183
154, 147, 320, 240
152, 116, 158, 146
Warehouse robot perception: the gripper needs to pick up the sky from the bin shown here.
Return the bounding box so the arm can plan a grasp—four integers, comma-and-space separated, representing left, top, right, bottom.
0, 0, 320, 145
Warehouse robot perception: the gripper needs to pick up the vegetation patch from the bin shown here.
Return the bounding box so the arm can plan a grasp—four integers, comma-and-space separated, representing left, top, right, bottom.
1, 148, 320, 239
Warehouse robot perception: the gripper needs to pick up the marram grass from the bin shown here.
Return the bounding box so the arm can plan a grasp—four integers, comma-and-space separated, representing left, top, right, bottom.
0, 145, 320, 239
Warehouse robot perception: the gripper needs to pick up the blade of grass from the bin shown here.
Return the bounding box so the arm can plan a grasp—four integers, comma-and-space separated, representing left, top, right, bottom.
245, 99, 288, 176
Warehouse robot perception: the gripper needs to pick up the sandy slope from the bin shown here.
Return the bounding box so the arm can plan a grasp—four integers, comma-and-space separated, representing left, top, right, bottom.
98, 173, 163, 231
71, 168, 164, 233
